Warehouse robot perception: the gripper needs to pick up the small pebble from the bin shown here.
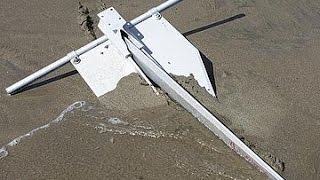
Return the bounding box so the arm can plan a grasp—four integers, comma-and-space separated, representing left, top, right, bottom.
110, 137, 114, 143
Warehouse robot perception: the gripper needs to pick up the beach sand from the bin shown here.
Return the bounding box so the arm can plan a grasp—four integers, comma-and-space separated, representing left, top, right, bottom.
1, 0, 320, 179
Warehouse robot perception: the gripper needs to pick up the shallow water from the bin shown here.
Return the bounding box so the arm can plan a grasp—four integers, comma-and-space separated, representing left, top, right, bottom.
0, 101, 86, 159
0, 100, 265, 179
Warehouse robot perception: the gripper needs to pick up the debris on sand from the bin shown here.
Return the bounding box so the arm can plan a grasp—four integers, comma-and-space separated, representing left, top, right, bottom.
240, 137, 285, 173
109, 137, 114, 144
77, 2, 96, 40
108, 117, 129, 125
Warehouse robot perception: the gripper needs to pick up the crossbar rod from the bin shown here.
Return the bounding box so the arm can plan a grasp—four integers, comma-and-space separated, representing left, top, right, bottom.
5, 0, 183, 94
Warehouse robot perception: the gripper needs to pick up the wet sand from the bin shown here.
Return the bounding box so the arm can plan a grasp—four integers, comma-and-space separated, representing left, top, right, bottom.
1, 0, 320, 179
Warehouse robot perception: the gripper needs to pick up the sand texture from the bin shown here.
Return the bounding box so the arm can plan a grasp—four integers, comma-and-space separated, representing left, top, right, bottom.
1, 0, 320, 179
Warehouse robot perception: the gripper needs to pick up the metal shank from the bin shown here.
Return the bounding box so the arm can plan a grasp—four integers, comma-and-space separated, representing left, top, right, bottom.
124, 36, 284, 180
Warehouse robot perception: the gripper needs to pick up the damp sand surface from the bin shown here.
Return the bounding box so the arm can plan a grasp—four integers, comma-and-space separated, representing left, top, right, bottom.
0, 0, 264, 179
1, 0, 320, 179
0, 100, 264, 179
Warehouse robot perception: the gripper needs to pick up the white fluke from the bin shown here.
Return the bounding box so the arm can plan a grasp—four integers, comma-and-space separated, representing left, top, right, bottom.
5, 1, 283, 179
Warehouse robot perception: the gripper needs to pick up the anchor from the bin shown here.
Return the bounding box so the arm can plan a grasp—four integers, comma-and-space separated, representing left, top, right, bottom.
5, 1, 283, 179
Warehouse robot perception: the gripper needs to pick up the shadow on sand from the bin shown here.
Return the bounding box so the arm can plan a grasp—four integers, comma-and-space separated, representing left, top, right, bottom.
200, 51, 217, 96
183, 13, 246, 37
183, 13, 246, 96
11, 70, 78, 95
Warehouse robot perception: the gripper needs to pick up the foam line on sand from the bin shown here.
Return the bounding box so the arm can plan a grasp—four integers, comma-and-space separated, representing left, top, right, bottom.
0, 101, 86, 159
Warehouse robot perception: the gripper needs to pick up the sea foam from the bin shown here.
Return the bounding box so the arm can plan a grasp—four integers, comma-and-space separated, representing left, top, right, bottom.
0, 101, 86, 159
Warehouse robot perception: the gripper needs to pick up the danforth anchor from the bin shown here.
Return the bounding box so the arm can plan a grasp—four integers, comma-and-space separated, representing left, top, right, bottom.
5, 1, 283, 179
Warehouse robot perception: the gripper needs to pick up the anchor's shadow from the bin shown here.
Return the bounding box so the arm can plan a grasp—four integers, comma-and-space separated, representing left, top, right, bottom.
183, 13, 246, 96
199, 52, 217, 96
183, 13, 246, 36
12, 70, 78, 95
